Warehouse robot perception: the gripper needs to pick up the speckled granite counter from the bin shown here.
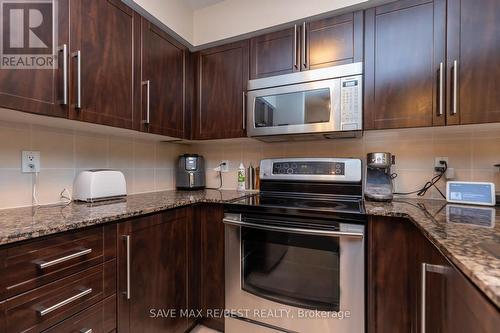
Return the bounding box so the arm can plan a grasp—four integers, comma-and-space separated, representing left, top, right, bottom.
0, 189, 252, 246
0, 193, 498, 308
365, 198, 500, 308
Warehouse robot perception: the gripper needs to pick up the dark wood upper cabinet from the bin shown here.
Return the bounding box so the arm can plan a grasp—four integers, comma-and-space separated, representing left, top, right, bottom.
305, 11, 363, 71
141, 19, 187, 138
250, 28, 299, 79
364, 0, 447, 130
0, 0, 69, 118
118, 209, 190, 333
446, 0, 500, 125
194, 40, 249, 140
69, 0, 140, 130
250, 12, 363, 79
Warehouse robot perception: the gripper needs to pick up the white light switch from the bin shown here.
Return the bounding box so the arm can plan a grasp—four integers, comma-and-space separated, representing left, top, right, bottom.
22, 151, 40, 173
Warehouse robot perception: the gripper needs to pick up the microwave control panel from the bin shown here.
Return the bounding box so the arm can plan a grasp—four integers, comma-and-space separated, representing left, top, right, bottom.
340, 75, 362, 131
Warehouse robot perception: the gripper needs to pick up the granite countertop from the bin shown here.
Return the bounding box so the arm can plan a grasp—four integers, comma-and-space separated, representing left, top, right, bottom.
0, 191, 498, 308
365, 198, 500, 308
0, 189, 252, 246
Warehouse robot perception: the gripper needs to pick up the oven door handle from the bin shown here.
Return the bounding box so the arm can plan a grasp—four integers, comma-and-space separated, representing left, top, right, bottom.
222, 218, 363, 239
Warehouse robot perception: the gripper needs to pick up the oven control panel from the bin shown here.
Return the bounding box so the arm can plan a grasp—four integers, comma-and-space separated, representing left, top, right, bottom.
272, 161, 345, 175
261, 158, 362, 182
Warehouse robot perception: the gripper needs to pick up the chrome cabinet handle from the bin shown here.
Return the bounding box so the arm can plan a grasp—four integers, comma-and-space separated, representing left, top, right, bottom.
421, 263, 449, 333
451, 60, 458, 115
293, 24, 298, 69
123, 235, 131, 300
80, 329, 93, 333
222, 218, 363, 238
72, 51, 81, 109
242, 91, 246, 130
59, 44, 68, 105
34, 248, 92, 269
438, 62, 444, 116
37, 287, 92, 317
142, 80, 150, 125
302, 22, 307, 68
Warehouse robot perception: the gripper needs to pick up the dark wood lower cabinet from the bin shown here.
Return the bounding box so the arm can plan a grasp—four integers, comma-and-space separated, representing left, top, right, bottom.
193, 204, 225, 331
117, 208, 191, 333
368, 216, 500, 333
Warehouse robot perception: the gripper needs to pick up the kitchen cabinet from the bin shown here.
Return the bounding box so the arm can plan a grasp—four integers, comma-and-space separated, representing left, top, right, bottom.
140, 18, 187, 138
250, 12, 363, 79
194, 40, 249, 140
0, 0, 69, 118
368, 216, 500, 333
118, 208, 190, 333
68, 0, 140, 130
364, 0, 447, 130
194, 204, 225, 331
446, 0, 500, 125
0, 224, 117, 333
250, 28, 299, 79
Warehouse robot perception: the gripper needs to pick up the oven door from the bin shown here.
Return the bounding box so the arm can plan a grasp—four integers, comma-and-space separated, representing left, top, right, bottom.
246, 78, 341, 138
224, 214, 365, 333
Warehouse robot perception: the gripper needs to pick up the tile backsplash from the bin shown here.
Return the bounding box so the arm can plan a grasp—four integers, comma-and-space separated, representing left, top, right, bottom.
188, 124, 500, 198
1, 120, 499, 209
0, 121, 187, 209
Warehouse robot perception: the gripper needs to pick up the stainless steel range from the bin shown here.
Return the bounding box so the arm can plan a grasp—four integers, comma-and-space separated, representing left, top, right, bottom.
223, 158, 365, 333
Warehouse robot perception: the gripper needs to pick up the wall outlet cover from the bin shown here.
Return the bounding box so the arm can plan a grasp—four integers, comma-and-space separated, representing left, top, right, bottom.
220, 160, 229, 173
434, 157, 449, 169
22, 151, 40, 173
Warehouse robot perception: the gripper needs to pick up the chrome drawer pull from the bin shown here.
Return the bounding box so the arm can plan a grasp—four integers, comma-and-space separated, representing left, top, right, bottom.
37, 287, 93, 317
80, 329, 93, 333
421, 263, 449, 333
35, 248, 92, 269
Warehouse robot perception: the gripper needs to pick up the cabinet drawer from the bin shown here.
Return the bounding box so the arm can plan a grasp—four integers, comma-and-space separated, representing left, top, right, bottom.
0, 260, 116, 333
0, 225, 116, 299
43, 295, 116, 333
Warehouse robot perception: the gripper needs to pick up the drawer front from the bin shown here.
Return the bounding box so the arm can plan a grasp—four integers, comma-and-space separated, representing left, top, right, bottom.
0, 260, 116, 333
0, 225, 116, 299
42, 295, 116, 333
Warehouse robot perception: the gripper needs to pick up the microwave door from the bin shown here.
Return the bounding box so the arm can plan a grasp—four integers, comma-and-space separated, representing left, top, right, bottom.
247, 78, 340, 137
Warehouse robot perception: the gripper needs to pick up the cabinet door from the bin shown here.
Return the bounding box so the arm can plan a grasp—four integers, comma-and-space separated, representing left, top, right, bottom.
250, 28, 299, 79
364, 0, 446, 130
447, 0, 500, 125
118, 209, 189, 333
69, 0, 140, 130
141, 19, 186, 138
195, 41, 249, 139
305, 11, 363, 71
0, 0, 68, 118
367, 216, 415, 333
196, 204, 225, 331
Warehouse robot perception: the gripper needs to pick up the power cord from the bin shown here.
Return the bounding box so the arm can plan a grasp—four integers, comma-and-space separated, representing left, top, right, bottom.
394, 161, 448, 199
206, 162, 226, 190
32, 171, 39, 206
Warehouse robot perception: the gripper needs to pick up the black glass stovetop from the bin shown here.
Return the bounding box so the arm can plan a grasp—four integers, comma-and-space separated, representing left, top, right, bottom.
229, 193, 364, 215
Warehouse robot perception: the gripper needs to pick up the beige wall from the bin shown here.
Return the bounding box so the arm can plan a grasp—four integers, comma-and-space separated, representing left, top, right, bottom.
189, 124, 500, 198
0, 121, 499, 209
0, 121, 188, 209
193, 0, 370, 45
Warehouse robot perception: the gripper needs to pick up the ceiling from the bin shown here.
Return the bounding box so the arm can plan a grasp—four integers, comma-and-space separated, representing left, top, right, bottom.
185, 0, 224, 10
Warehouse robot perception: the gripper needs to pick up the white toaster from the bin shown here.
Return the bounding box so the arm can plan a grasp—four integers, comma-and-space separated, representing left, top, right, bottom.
73, 170, 127, 202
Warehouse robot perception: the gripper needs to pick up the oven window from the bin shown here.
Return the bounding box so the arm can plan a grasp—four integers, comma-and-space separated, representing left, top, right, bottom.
242, 227, 340, 311
254, 88, 331, 128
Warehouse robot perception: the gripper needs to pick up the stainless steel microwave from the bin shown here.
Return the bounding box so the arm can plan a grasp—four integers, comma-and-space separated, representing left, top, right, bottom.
246, 62, 363, 141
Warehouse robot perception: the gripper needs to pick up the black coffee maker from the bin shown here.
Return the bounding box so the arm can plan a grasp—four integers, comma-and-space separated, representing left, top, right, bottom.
365, 152, 395, 201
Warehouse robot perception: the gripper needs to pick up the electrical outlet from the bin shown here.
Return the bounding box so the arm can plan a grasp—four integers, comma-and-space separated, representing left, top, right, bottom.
22, 151, 40, 173
220, 160, 229, 173
434, 157, 448, 172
